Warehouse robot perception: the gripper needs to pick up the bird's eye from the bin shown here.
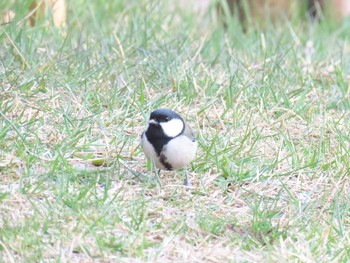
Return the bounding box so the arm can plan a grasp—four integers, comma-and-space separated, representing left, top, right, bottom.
165, 117, 170, 121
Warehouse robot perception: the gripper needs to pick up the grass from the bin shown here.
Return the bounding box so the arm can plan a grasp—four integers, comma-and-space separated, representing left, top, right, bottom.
1, 0, 350, 261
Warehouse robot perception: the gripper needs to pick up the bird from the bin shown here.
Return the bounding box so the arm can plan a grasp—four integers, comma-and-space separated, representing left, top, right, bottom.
141, 108, 197, 187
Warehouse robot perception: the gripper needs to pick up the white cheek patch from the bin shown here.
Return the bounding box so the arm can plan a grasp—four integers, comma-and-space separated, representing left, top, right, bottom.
160, 118, 184, 138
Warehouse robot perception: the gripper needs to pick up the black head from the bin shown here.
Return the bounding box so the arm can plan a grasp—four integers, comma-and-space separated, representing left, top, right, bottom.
149, 108, 183, 124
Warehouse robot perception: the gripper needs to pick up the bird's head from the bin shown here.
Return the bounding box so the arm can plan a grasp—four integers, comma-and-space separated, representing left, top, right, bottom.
147, 108, 184, 138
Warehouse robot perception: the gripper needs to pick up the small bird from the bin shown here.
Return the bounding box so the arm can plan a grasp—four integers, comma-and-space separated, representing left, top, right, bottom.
141, 108, 197, 187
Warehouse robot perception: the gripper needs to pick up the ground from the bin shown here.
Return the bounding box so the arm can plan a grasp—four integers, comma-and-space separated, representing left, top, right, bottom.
0, 0, 350, 262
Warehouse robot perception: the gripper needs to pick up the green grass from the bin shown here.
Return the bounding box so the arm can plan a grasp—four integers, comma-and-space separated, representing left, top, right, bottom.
1, 0, 350, 261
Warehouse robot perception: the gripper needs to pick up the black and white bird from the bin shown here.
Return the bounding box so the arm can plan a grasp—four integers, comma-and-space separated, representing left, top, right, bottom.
141, 108, 197, 187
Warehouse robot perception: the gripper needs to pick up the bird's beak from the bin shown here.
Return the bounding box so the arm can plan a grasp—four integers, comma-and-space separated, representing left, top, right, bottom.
148, 119, 159, 126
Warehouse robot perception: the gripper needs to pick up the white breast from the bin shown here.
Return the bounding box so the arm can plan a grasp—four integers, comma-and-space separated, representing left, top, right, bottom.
161, 134, 197, 170
141, 133, 197, 171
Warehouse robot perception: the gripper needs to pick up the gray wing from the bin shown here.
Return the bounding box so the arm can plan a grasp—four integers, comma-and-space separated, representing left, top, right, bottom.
183, 123, 196, 142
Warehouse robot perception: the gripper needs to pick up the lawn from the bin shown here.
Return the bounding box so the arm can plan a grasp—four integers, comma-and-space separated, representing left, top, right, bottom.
1, 0, 350, 262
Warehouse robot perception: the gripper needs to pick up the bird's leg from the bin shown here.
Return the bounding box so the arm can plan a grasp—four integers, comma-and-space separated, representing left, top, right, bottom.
155, 168, 162, 187
184, 169, 191, 189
